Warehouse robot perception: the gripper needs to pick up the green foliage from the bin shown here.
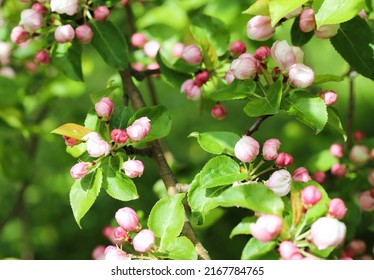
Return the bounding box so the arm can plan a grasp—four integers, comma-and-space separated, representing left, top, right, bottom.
230, 216, 256, 238
51, 123, 92, 140
51, 42, 83, 82
330, 17, 374, 80
243, 0, 270, 16
291, 16, 314, 46
209, 80, 257, 101
159, 236, 197, 260
241, 238, 277, 260
327, 107, 347, 141
269, 0, 309, 26
0, 77, 21, 107
109, 105, 134, 130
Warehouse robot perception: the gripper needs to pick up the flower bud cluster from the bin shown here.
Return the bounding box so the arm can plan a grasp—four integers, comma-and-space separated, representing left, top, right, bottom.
181, 70, 210, 100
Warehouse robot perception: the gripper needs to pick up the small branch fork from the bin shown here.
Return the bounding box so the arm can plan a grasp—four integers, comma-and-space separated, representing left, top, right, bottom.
245, 115, 272, 136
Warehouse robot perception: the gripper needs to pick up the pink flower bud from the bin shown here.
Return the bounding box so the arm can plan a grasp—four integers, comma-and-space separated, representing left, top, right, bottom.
94, 6, 110, 22
288, 63, 314, 88
126, 117, 151, 141
211, 103, 227, 120
312, 171, 326, 184
123, 159, 144, 178
25, 60, 38, 72
331, 163, 346, 177
131, 62, 145, 72
370, 187, 374, 198
131, 32, 147, 48
349, 144, 369, 164
310, 217, 346, 250
0, 42, 11, 65
70, 162, 91, 179
194, 71, 210, 86
182, 44, 202, 65
358, 191, 374, 211
320, 90, 337, 106
368, 169, 374, 187
265, 169, 292, 196
19, 9, 43, 33
104, 245, 131, 260
34, 49, 50, 65
83, 132, 111, 158
143, 40, 161, 58
262, 138, 281, 161
171, 42, 184, 58
230, 56, 258, 80
275, 152, 294, 167
50, 0, 78, 16
301, 185, 322, 207
75, 24, 94, 44
11, 26, 30, 44
279, 241, 303, 260
95, 97, 114, 121
329, 143, 344, 158
132, 229, 155, 253
292, 167, 311, 182
315, 24, 340, 39
353, 130, 366, 141
54, 24, 75, 43
230, 40, 246, 56
329, 198, 347, 220
92, 245, 105, 260
348, 239, 367, 256
271, 41, 304, 71
249, 214, 282, 242
234, 135, 260, 163
63, 135, 80, 146
180, 79, 202, 100
32, 2, 48, 13
115, 207, 139, 231
246, 15, 275, 41
224, 70, 235, 84
110, 129, 128, 143
113, 226, 129, 242
299, 8, 316, 33
254, 46, 271, 62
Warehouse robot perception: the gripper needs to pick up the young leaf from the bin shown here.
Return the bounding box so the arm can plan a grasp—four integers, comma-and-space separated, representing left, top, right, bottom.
327, 107, 347, 141
148, 193, 185, 250
159, 236, 198, 260
291, 16, 314, 46
156, 53, 191, 88
89, 86, 118, 104
243, 80, 282, 117
90, 21, 129, 70
269, 0, 309, 26
190, 14, 230, 57
209, 80, 257, 101
242, 0, 270, 16
307, 149, 339, 172
230, 216, 257, 238
330, 17, 374, 80
217, 183, 284, 215
315, 0, 366, 28
188, 131, 240, 156
51, 41, 83, 82
282, 92, 328, 134
241, 238, 277, 260
128, 105, 171, 143
66, 143, 86, 158
313, 74, 344, 84
101, 157, 139, 202
109, 105, 133, 130
51, 123, 92, 140
69, 168, 103, 228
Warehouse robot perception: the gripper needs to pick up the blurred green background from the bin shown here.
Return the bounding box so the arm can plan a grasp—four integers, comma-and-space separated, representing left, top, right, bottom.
1, 0, 373, 259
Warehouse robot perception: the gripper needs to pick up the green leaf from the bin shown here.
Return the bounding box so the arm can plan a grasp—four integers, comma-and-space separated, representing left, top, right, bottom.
330, 17, 374, 80
308, 242, 335, 258
0, 76, 20, 107
188, 131, 240, 156
291, 16, 314, 46
101, 157, 138, 202
269, 0, 309, 26
148, 194, 185, 250
315, 0, 366, 28
159, 236, 198, 260
241, 238, 277, 260
51, 41, 83, 82
209, 80, 257, 101
307, 149, 339, 172
66, 143, 86, 158
217, 183, 284, 215
84, 108, 100, 132
193, 155, 248, 189
89, 86, 118, 104
69, 168, 103, 228
243, 0, 269, 15
51, 123, 92, 140
243, 80, 282, 117
200, 39, 219, 71
282, 92, 328, 134
128, 105, 171, 143
313, 74, 344, 84
90, 20, 129, 70
190, 14, 230, 56
156, 53, 191, 88
230, 216, 257, 238
327, 107, 347, 141
109, 105, 133, 130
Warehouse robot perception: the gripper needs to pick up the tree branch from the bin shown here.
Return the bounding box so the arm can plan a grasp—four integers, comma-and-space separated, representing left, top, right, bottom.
120, 68, 211, 260
245, 115, 272, 136
130, 67, 161, 81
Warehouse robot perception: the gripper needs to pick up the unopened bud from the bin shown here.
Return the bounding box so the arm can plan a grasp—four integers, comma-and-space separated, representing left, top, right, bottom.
301, 185, 322, 207
194, 71, 210, 86
310, 217, 346, 250
246, 16, 275, 41
328, 198, 347, 219
75, 24, 94, 44
288, 63, 314, 88
254, 46, 271, 62
211, 103, 227, 120
230, 40, 246, 56
132, 229, 155, 253
299, 8, 316, 33
95, 97, 114, 121
182, 44, 202, 65
329, 143, 344, 158
349, 144, 369, 164
275, 152, 294, 167
94, 6, 110, 22
51, 0, 78, 16
70, 162, 92, 179
265, 169, 292, 196
54, 24, 75, 43
279, 241, 303, 260
234, 135, 260, 163
230, 56, 258, 80
312, 171, 327, 184
249, 214, 282, 242
292, 167, 311, 182
331, 163, 346, 177
123, 159, 144, 178
34, 49, 50, 64
11, 26, 30, 44
315, 24, 340, 39
320, 90, 337, 106
115, 207, 139, 232
131, 32, 147, 48
143, 40, 160, 58
110, 129, 128, 143
262, 138, 281, 161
